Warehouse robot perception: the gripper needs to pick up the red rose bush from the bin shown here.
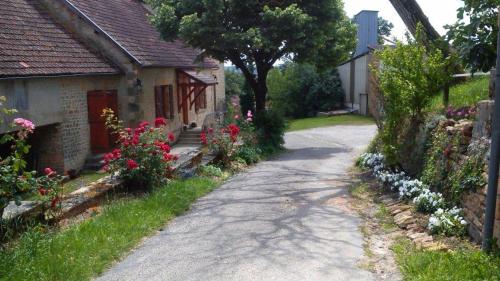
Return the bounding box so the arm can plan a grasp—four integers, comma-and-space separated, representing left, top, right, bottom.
0, 113, 63, 220
103, 110, 178, 190
202, 123, 241, 167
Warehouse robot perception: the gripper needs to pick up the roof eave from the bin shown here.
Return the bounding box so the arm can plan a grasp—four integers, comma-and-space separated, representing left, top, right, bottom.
142, 64, 220, 70
0, 71, 120, 81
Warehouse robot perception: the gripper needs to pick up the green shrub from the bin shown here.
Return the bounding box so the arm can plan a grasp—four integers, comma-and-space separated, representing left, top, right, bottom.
448, 140, 488, 202
374, 24, 452, 166
268, 62, 345, 118
236, 146, 262, 164
421, 128, 450, 192
366, 132, 383, 154
254, 110, 286, 155
198, 165, 223, 178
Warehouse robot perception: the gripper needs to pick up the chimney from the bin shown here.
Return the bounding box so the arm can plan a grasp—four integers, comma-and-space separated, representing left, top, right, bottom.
354, 10, 379, 56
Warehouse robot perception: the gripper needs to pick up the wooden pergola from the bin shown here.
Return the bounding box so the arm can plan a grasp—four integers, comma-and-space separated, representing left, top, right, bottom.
176, 69, 217, 112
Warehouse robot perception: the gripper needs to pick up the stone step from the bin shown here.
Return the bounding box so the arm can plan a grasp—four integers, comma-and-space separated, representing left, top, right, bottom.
177, 140, 202, 145
179, 136, 201, 140
180, 132, 202, 136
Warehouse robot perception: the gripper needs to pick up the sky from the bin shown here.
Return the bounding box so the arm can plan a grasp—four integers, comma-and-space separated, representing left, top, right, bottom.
343, 0, 464, 41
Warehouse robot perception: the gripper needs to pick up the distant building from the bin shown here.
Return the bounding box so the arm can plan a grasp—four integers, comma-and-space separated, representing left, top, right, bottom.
0, 0, 225, 173
337, 10, 379, 116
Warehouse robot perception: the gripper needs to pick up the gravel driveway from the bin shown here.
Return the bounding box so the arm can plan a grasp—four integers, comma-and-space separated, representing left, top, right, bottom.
97, 125, 377, 281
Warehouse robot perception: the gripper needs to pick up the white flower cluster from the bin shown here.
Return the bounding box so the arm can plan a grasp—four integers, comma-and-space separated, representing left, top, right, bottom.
413, 189, 445, 213
359, 153, 467, 236
428, 207, 467, 236
359, 153, 428, 200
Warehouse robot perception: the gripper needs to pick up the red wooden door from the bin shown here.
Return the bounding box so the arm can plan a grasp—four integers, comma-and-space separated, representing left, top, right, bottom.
87, 90, 118, 153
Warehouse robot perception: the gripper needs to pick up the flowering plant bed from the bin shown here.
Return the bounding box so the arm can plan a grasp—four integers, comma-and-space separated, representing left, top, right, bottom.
102, 110, 178, 190
201, 124, 240, 167
0, 116, 63, 222
202, 110, 264, 169
445, 106, 477, 120
358, 153, 467, 236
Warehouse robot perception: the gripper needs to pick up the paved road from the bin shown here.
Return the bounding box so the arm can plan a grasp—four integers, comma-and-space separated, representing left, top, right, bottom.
97, 125, 377, 281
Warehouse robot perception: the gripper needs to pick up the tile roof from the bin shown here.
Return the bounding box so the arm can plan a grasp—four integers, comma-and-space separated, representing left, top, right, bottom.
0, 0, 118, 78
181, 70, 218, 85
67, 0, 219, 69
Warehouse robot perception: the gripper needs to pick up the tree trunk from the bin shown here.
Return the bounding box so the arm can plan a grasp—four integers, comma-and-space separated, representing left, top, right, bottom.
389, 0, 440, 41
443, 84, 450, 106
254, 77, 268, 113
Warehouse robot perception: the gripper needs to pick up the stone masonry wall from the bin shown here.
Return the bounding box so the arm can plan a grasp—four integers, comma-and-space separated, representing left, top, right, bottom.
60, 79, 91, 172
30, 124, 64, 173
462, 100, 500, 246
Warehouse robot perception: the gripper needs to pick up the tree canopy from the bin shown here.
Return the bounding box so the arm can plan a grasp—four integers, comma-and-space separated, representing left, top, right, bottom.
378, 17, 394, 44
446, 0, 498, 72
148, 0, 355, 112
268, 62, 345, 118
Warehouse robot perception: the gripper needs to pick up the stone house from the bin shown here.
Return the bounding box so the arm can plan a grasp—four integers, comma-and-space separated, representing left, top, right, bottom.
0, 0, 225, 173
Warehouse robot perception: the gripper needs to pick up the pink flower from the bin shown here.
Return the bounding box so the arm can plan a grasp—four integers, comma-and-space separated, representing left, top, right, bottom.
138, 121, 149, 128
163, 153, 175, 161
103, 153, 114, 164
14, 118, 35, 132
208, 128, 214, 134
227, 124, 240, 142
132, 135, 139, 145
38, 188, 48, 196
154, 117, 167, 128
155, 141, 171, 153
234, 115, 240, 120
168, 133, 175, 142
44, 167, 56, 177
246, 110, 253, 122
127, 159, 139, 170
112, 149, 121, 159
200, 132, 208, 145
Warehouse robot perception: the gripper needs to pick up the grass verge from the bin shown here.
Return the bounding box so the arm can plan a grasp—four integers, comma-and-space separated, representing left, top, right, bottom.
62, 171, 107, 194
287, 115, 374, 132
0, 177, 218, 281
430, 76, 489, 110
392, 238, 500, 281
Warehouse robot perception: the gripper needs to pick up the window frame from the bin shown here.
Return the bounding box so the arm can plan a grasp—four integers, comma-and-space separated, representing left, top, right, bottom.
194, 88, 207, 112
154, 85, 174, 119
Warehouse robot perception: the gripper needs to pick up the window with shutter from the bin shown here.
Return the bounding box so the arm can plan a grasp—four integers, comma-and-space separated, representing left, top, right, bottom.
195, 88, 207, 112
154, 85, 173, 119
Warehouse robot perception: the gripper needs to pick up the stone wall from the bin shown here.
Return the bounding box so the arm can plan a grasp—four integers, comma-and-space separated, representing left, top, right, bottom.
30, 124, 65, 173
462, 100, 500, 246
60, 79, 91, 172
59, 76, 123, 172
